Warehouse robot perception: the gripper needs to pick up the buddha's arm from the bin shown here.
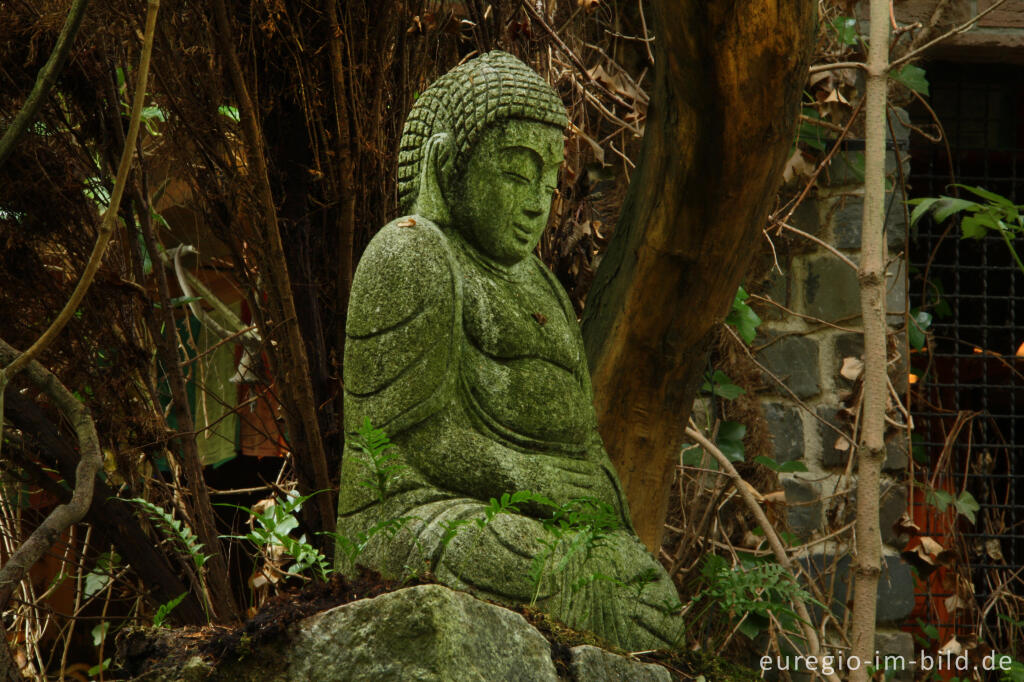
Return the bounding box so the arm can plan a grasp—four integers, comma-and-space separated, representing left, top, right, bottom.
401, 414, 621, 516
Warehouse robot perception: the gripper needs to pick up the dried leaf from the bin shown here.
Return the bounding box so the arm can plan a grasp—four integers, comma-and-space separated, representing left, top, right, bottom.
397, 217, 417, 228
577, 0, 600, 14
945, 594, 968, 612
938, 637, 962, 656
985, 539, 1004, 561
762, 490, 787, 504
782, 149, 815, 184
893, 512, 920, 537
840, 356, 864, 381
919, 535, 945, 555
833, 435, 852, 451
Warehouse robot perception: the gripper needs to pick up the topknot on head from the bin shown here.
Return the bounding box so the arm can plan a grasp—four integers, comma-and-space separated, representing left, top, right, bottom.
396, 51, 567, 213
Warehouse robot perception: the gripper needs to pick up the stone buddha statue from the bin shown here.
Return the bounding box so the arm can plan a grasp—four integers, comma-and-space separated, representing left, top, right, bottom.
336, 51, 682, 651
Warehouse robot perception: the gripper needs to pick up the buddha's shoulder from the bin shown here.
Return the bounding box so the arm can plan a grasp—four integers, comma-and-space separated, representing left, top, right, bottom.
358, 215, 453, 274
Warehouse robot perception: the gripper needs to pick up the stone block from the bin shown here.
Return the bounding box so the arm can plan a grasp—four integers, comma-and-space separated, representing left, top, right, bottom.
818, 405, 853, 468
884, 434, 908, 472
980, 0, 1024, 28
758, 335, 821, 399
843, 481, 910, 547
803, 256, 860, 321
790, 197, 821, 237
782, 475, 822, 539
800, 552, 915, 624
875, 630, 915, 681
822, 150, 909, 188
213, 584, 559, 681
756, 268, 790, 322
569, 646, 670, 682
833, 333, 864, 388
829, 193, 908, 250
763, 402, 804, 464
886, 259, 908, 317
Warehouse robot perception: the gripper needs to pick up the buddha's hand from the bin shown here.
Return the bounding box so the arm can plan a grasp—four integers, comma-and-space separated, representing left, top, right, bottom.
514, 455, 620, 516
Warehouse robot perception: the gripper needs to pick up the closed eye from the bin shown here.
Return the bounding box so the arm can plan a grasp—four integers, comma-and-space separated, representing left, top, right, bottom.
503, 171, 531, 184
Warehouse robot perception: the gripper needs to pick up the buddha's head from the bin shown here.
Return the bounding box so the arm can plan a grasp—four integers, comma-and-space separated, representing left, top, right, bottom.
398, 51, 567, 266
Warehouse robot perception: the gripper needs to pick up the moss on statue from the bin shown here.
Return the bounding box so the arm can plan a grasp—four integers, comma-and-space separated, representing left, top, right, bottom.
336, 51, 684, 652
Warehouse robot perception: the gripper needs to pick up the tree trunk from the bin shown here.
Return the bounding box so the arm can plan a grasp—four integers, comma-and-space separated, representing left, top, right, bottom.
849, 0, 889, 677
581, 0, 817, 550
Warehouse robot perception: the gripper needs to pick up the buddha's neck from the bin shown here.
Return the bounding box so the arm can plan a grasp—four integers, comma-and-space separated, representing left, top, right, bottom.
444, 227, 526, 281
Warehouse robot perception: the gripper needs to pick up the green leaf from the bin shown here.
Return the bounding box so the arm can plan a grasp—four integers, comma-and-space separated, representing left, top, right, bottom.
926, 488, 954, 512
716, 421, 746, 463
933, 197, 979, 223
91, 621, 109, 647
955, 184, 1016, 208
908, 309, 932, 350
218, 105, 240, 122
830, 16, 858, 46
954, 490, 979, 524
737, 614, 766, 640
153, 593, 187, 628
726, 286, 762, 344
961, 215, 990, 240
754, 455, 808, 473
701, 370, 745, 400
890, 64, 930, 95
908, 197, 939, 226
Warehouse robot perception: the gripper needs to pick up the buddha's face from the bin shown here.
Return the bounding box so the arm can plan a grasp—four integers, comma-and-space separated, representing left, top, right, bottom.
449, 119, 564, 266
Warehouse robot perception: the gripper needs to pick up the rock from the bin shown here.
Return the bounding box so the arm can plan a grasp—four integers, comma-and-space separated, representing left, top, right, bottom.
757, 335, 821, 399
214, 585, 559, 682
569, 645, 671, 682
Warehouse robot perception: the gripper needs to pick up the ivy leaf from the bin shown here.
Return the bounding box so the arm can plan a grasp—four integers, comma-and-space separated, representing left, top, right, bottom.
754, 455, 808, 473
954, 491, 979, 525
830, 16, 858, 46
726, 286, 762, 344
890, 64, 930, 95
932, 197, 978, 223
701, 370, 745, 400
716, 421, 746, 463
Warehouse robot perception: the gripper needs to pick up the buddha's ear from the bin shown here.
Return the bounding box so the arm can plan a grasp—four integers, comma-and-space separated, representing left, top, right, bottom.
413, 132, 453, 226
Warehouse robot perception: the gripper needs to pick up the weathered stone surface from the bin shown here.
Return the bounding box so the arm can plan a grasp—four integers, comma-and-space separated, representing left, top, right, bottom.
818, 405, 853, 468
569, 645, 671, 682
823, 150, 910, 188
875, 630, 915, 680
830, 193, 908, 250
884, 435, 909, 472
336, 51, 683, 652
213, 585, 559, 682
842, 481, 909, 547
800, 552, 915, 623
803, 256, 860, 321
763, 402, 803, 464
782, 475, 822, 539
757, 268, 790, 321
757, 335, 820, 399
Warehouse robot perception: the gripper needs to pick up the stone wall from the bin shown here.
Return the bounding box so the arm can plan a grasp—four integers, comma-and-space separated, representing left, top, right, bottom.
749, 109, 915, 676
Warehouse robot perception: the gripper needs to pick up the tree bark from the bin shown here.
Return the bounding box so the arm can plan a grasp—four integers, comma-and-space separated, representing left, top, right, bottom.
581, 0, 817, 550
849, 0, 889, 677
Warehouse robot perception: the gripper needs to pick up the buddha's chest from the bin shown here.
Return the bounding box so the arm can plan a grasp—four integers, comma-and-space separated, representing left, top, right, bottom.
458, 259, 590, 449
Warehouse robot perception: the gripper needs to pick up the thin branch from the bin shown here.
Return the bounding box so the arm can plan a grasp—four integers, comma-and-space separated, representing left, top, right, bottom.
808, 61, 867, 75
778, 221, 859, 270
684, 424, 838, 682
0, 0, 91, 169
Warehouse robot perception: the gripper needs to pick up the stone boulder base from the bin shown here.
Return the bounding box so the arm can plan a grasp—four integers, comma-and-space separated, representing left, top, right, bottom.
138, 585, 671, 681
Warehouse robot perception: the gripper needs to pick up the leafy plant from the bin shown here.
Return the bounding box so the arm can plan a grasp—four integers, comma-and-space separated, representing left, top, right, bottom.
910, 185, 1024, 275
221, 490, 331, 580
120, 497, 209, 572
351, 417, 405, 504
726, 286, 762, 344
925, 488, 980, 525
701, 369, 745, 400
153, 593, 187, 628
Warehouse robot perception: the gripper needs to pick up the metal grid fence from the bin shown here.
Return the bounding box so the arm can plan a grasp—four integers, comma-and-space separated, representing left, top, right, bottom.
907, 61, 1024, 644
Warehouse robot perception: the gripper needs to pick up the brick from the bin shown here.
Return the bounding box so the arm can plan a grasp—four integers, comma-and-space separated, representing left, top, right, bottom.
804, 256, 860, 321
830, 193, 908, 250
800, 552, 915, 624
758, 335, 821, 399
763, 402, 804, 464
782, 475, 822, 539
